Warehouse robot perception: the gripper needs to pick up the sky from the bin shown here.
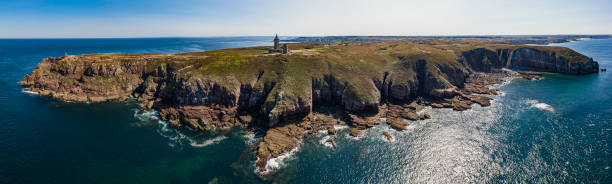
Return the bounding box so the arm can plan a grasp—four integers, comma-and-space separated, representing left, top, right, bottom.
0, 0, 611, 38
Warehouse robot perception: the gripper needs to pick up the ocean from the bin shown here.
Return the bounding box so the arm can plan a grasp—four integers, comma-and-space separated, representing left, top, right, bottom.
0, 37, 610, 183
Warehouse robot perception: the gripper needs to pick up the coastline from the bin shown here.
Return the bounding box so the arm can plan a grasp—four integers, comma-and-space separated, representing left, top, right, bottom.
17, 38, 600, 177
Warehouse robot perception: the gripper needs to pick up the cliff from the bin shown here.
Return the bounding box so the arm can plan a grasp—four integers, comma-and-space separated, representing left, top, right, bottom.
20, 40, 598, 175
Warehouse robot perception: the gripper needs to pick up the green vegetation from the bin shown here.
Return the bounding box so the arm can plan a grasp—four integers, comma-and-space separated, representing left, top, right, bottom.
29, 39, 594, 113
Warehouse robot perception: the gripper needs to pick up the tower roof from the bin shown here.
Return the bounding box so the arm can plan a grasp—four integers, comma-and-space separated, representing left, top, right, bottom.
275, 34, 278, 39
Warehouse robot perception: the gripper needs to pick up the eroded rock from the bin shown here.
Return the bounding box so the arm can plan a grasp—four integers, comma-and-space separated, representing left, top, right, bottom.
382, 131, 393, 141
256, 124, 305, 173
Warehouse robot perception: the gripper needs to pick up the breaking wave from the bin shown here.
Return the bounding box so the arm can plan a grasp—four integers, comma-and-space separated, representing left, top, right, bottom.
242, 133, 256, 145
319, 135, 335, 148
21, 89, 39, 95
524, 99, 554, 112
255, 142, 301, 176
132, 109, 227, 148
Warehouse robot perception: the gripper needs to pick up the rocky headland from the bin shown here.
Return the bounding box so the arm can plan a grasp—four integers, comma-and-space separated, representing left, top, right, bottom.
20, 39, 599, 176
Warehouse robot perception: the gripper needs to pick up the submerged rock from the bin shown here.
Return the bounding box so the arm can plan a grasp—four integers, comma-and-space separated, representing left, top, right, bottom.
382, 131, 393, 141
419, 113, 431, 120
326, 137, 337, 148
349, 128, 366, 137
327, 126, 336, 135
517, 71, 544, 80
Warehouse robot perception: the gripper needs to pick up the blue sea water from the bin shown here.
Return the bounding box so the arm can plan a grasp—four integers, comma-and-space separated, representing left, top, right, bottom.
0, 37, 610, 183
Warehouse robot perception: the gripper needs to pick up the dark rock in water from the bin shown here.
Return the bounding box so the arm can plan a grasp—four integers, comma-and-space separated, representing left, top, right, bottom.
387, 118, 408, 131
129, 121, 156, 127
382, 131, 393, 141
326, 137, 337, 148
387, 104, 419, 121
419, 113, 431, 120
465, 95, 492, 107
349, 127, 366, 137
517, 71, 544, 80
327, 126, 336, 135
400, 111, 420, 120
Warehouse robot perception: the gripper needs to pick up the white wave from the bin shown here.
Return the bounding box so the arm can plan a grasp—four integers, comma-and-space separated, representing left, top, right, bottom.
154, 119, 185, 143
334, 125, 349, 130
346, 132, 365, 140
133, 109, 160, 121
524, 99, 554, 112
242, 133, 256, 145
255, 142, 301, 175
188, 136, 228, 147
319, 135, 334, 148
416, 106, 431, 114
21, 89, 39, 95
133, 109, 205, 148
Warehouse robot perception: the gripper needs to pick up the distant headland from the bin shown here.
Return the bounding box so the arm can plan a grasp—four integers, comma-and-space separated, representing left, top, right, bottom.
287, 35, 612, 45
19, 35, 600, 176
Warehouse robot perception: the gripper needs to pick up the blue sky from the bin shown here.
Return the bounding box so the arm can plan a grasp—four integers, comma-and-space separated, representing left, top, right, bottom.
1, 0, 611, 38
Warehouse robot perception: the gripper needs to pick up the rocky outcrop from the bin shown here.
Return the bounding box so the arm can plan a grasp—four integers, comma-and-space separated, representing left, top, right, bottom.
255, 124, 305, 173
382, 131, 393, 141
517, 71, 544, 80
461, 47, 599, 74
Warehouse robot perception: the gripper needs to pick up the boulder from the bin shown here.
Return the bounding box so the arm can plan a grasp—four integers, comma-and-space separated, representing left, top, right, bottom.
387, 118, 408, 131
349, 128, 366, 137
327, 126, 336, 135
382, 131, 393, 141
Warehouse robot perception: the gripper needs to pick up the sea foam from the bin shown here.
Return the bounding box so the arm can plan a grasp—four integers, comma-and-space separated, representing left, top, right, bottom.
319, 135, 334, 148
21, 89, 39, 95
133, 109, 227, 148
524, 99, 554, 112
188, 136, 228, 147
255, 142, 301, 175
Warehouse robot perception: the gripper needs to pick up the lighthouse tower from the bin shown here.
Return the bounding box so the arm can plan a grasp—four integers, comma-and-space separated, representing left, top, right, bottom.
273, 34, 280, 50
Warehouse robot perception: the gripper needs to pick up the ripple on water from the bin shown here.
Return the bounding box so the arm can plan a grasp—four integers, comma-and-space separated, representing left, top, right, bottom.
395, 103, 505, 183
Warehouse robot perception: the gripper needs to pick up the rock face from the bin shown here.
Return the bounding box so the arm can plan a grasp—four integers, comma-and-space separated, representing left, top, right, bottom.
461, 47, 599, 74
19, 40, 599, 176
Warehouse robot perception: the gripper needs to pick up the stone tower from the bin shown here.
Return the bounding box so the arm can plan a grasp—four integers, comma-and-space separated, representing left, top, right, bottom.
273, 34, 280, 50
282, 44, 288, 54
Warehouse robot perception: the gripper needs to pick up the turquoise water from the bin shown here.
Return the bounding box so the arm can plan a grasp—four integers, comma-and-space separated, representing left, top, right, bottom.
1, 38, 610, 183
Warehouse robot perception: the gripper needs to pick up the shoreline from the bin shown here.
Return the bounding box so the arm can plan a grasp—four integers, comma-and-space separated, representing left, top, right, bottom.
253, 69, 528, 174
17, 39, 600, 177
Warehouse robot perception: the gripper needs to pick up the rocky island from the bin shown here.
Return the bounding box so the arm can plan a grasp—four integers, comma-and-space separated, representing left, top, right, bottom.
20, 38, 599, 175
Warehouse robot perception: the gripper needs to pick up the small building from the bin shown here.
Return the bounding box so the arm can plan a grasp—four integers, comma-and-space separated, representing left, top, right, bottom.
269, 34, 289, 54
282, 44, 288, 54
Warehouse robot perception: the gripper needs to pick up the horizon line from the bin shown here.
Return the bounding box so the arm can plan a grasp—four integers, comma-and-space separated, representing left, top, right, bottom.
1, 34, 612, 39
